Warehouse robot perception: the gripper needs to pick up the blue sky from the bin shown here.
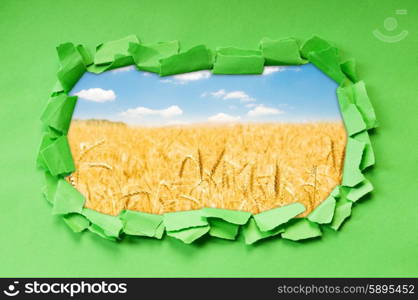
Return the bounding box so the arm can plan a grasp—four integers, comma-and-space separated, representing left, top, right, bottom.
70, 64, 342, 126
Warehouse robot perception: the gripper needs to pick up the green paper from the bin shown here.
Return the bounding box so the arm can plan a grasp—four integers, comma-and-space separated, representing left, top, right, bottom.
105, 55, 135, 71
163, 210, 208, 231
213, 47, 264, 74
52, 179, 85, 215
201, 207, 251, 225
346, 179, 373, 202
353, 131, 375, 170
342, 138, 366, 187
93, 34, 139, 65
51, 80, 64, 97
282, 219, 322, 241
330, 199, 352, 231
340, 58, 358, 83
88, 225, 117, 241
40, 94, 77, 134
243, 218, 284, 245
42, 171, 58, 204
167, 226, 210, 244
153, 223, 165, 239
159, 45, 212, 76
338, 81, 377, 129
253, 202, 305, 232
36, 132, 57, 169
82, 208, 123, 239
300, 35, 334, 59
76, 44, 93, 66
40, 136, 75, 176
129, 40, 179, 73
341, 103, 367, 136
56, 43, 86, 92
208, 219, 240, 240
88, 55, 135, 74
307, 46, 346, 84
63, 213, 90, 233
330, 185, 341, 198
86, 64, 110, 74
260, 37, 305, 65
308, 195, 336, 224
351, 81, 378, 129
120, 210, 164, 238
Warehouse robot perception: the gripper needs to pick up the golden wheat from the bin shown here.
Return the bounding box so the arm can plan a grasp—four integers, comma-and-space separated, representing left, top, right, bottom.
67, 120, 346, 216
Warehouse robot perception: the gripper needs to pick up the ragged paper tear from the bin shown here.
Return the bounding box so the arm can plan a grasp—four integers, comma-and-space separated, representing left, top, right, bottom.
282, 218, 322, 241
346, 179, 373, 202
213, 47, 264, 74
129, 41, 179, 73
120, 210, 164, 238
82, 208, 123, 240
159, 45, 212, 76
42, 171, 58, 204
300, 36, 335, 59
40, 94, 77, 134
260, 37, 306, 65
94, 35, 139, 66
342, 138, 366, 187
167, 226, 210, 244
308, 194, 336, 224
340, 58, 358, 83
330, 198, 352, 230
338, 81, 377, 129
253, 202, 306, 232
40, 136, 75, 176
52, 179, 85, 215
56, 43, 87, 92
201, 208, 251, 240
243, 218, 284, 245
202, 207, 251, 225
208, 219, 240, 240
307, 47, 347, 84
353, 131, 375, 170
163, 210, 208, 231
342, 105, 367, 136
300, 36, 346, 84
63, 213, 90, 233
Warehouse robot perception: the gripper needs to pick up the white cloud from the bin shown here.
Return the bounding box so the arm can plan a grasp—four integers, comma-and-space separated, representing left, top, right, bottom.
161, 71, 211, 85
247, 105, 283, 117
204, 89, 255, 102
223, 91, 255, 102
210, 89, 226, 98
262, 66, 286, 75
111, 66, 135, 73
245, 103, 257, 108
173, 70, 211, 82
75, 88, 116, 102
120, 105, 183, 118
208, 113, 241, 123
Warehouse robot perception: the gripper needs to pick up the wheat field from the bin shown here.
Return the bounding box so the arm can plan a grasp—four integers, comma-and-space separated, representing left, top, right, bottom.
67, 120, 346, 216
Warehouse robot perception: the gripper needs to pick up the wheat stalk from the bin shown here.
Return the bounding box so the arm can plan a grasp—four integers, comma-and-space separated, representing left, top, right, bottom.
197, 148, 204, 180
210, 148, 225, 176
274, 162, 281, 198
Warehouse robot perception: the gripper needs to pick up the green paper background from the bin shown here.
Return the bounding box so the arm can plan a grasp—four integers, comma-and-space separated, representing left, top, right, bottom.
0, 0, 417, 277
